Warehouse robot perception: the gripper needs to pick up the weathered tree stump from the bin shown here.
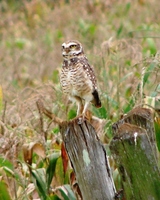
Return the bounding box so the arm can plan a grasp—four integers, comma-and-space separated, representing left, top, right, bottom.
60, 119, 116, 200
110, 107, 160, 200
36, 99, 116, 199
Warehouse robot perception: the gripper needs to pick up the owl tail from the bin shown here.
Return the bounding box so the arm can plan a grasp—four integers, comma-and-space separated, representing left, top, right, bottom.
92, 90, 101, 108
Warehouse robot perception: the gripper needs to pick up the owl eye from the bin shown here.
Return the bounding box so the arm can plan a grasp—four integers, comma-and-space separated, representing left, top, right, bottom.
70, 45, 76, 49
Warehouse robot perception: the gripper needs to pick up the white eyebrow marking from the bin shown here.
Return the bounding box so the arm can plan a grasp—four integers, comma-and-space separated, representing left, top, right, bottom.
68, 42, 77, 46
62, 42, 77, 48
62, 43, 66, 48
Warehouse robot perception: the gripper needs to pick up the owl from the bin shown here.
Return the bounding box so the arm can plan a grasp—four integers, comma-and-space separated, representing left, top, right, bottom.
60, 40, 101, 120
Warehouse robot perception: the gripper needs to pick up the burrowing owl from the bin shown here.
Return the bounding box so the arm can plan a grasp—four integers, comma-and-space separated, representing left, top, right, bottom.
60, 40, 101, 119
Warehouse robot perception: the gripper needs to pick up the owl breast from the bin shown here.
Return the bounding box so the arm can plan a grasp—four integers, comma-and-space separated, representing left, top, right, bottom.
60, 62, 93, 100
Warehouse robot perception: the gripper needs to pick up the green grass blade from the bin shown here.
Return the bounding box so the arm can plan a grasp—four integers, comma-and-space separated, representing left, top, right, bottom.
57, 185, 76, 200
0, 157, 13, 169
32, 168, 48, 200
46, 152, 61, 190
0, 181, 12, 200
143, 62, 156, 87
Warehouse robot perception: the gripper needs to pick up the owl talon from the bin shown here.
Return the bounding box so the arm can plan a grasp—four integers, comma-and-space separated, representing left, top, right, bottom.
76, 113, 86, 124
77, 117, 84, 124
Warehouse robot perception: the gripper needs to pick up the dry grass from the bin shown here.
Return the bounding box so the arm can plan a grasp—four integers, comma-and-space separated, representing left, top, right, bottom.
0, 0, 160, 199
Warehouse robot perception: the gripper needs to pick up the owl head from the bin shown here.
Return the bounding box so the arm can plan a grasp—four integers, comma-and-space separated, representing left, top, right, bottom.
62, 40, 84, 60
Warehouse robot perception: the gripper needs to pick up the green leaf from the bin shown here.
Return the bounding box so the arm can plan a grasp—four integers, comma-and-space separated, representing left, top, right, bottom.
99, 106, 107, 118
67, 109, 76, 120
46, 152, 61, 190
143, 62, 156, 87
88, 24, 96, 36
125, 2, 131, 13
55, 30, 63, 40
123, 97, 135, 114
52, 127, 60, 135
32, 168, 48, 200
116, 23, 123, 38
47, 195, 61, 200
93, 106, 107, 119
78, 19, 96, 38
3, 166, 15, 177
55, 157, 65, 184
0, 181, 12, 200
57, 185, 76, 200
104, 120, 113, 139
14, 38, 26, 49
0, 157, 20, 181
0, 157, 13, 170
146, 38, 157, 54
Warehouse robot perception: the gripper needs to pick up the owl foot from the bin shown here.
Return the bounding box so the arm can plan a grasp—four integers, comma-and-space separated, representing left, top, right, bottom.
77, 116, 84, 124
76, 110, 92, 124
75, 114, 85, 124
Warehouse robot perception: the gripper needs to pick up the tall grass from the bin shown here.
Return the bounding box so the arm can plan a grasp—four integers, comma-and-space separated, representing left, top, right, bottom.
0, 0, 160, 199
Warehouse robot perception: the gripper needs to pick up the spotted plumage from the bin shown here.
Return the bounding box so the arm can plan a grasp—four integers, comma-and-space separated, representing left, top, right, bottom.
60, 40, 101, 117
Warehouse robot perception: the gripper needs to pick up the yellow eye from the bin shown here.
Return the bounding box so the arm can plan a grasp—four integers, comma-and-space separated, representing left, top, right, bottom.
70, 45, 76, 49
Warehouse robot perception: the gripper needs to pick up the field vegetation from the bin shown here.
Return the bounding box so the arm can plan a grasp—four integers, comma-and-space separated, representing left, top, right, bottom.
0, 0, 160, 199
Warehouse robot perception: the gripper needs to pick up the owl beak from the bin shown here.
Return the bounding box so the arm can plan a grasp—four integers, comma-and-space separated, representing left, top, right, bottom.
62, 48, 70, 57
62, 52, 69, 59
65, 48, 70, 53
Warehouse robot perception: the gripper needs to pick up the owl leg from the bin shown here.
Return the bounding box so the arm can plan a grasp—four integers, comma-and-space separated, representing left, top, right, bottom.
82, 101, 90, 115
76, 101, 90, 124
77, 101, 83, 116
74, 96, 83, 116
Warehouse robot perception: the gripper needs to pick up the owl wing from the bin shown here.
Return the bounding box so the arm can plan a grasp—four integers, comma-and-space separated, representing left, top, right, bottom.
76, 57, 101, 108
77, 57, 97, 89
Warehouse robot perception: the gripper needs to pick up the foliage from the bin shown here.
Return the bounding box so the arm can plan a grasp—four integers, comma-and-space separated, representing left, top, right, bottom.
0, 0, 160, 199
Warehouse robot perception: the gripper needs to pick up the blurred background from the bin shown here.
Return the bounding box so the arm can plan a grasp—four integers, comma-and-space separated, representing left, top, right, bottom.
0, 0, 160, 199
1, 0, 160, 120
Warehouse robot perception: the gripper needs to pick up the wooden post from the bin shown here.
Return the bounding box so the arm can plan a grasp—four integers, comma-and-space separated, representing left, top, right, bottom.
110, 107, 160, 200
60, 119, 116, 200
36, 100, 116, 199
